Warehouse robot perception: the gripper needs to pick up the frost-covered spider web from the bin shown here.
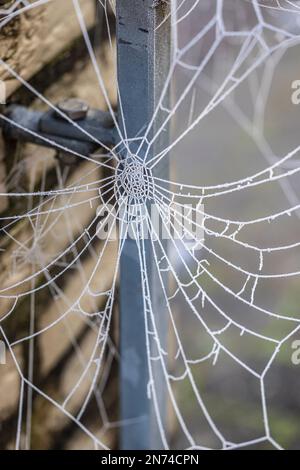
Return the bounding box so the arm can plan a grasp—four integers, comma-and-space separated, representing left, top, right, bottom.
1, 0, 300, 450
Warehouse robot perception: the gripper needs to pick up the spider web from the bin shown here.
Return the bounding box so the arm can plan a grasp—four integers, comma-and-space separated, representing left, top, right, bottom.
0, 0, 300, 450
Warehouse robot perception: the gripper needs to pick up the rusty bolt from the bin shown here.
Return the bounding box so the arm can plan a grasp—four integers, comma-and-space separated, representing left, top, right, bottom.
57, 98, 89, 121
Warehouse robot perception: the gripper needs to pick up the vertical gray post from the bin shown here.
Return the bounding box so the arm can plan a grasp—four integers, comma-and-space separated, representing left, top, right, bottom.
117, 0, 171, 450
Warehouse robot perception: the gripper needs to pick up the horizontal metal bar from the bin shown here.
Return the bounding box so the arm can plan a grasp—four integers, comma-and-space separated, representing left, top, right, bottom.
0, 105, 116, 155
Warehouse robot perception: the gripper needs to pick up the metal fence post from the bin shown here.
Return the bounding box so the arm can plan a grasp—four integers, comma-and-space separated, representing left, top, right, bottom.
116, 0, 171, 450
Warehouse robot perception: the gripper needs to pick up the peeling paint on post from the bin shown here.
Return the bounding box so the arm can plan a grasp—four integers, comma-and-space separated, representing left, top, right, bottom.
117, 0, 171, 450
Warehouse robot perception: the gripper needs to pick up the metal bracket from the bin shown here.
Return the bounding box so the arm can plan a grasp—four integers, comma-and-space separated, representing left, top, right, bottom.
0, 101, 117, 157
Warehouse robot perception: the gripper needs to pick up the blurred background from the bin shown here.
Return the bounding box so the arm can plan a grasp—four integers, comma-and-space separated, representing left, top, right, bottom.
0, 0, 300, 450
